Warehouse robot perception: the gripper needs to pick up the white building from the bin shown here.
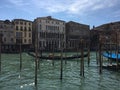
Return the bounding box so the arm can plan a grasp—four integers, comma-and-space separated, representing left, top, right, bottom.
33, 16, 66, 51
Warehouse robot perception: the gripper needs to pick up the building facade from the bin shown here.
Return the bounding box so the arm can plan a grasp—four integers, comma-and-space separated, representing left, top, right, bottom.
66, 21, 90, 51
92, 21, 120, 46
0, 20, 15, 52
33, 16, 66, 51
12, 19, 32, 51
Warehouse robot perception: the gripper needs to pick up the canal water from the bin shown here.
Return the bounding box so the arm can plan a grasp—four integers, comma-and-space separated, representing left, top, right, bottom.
0, 52, 120, 90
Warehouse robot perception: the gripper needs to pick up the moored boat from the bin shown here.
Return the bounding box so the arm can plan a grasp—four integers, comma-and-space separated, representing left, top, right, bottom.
28, 52, 88, 60
102, 52, 120, 61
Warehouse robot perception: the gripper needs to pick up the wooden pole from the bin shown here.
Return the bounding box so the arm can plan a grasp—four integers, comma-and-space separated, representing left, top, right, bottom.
60, 42, 63, 80
52, 43, 54, 66
110, 39, 112, 65
35, 54, 38, 87
38, 48, 42, 69
80, 39, 84, 77
0, 35, 1, 72
38, 49, 40, 69
99, 39, 102, 74
77, 46, 79, 64
64, 49, 67, 64
87, 41, 90, 66
96, 44, 99, 65
116, 32, 119, 70
20, 38, 22, 72
35, 27, 38, 87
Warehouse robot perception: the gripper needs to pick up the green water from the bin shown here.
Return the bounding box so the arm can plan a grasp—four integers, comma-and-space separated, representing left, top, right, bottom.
0, 52, 120, 90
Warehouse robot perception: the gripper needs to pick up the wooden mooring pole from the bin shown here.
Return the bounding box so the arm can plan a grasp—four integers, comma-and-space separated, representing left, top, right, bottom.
60, 42, 63, 80
116, 32, 119, 70
87, 41, 90, 66
80, 39, 84, 77
52, 44, 55, 66
96, 45, 99, 65
99, 39, 102, 74
35, 28, 38, 87
35, 54, 38, 87
20, 39, 22, 72
0, 35, 1, 72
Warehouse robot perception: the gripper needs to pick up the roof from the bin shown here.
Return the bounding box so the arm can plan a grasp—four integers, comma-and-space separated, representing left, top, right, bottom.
36, 16, 65, 22
12, 19, 32, 22
67, 21, 89, 26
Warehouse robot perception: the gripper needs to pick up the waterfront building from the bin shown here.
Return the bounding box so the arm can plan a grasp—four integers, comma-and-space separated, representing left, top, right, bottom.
0, 20, 15, 52
92, 21, 120, 46
33, 16, 66, 51
12, 19, 33, 51
66, 21, 90, 51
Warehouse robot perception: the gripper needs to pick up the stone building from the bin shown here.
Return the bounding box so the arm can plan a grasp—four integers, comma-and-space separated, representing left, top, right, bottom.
12, 19, 32, 51
0, 20, 15, 52
33, 16, 66, 51
66, 21, 90, 51
92, 21, 120, 46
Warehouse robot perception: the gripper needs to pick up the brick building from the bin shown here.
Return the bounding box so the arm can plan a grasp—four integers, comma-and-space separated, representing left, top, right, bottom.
0, 20, 15, 52
66, 21, 90, 51
91, 21, 120, 50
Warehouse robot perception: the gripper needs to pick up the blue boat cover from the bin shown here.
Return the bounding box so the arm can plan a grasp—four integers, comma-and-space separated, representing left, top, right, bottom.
102, 52, 120, 61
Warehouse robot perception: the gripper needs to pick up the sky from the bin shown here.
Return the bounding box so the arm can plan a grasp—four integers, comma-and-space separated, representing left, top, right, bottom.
0, 0, 120, 28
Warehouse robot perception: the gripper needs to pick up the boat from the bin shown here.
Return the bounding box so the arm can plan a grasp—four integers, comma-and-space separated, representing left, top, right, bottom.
28, 52, 88, 60
102, 52, 120, 61
102, 64, 120, 70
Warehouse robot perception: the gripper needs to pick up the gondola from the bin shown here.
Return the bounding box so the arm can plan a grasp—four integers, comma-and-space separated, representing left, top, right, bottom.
102, 52, 120, 61
28, 52, 88, 60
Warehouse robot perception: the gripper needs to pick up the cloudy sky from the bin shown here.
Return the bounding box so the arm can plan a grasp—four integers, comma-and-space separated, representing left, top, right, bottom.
0, 0, 120, 28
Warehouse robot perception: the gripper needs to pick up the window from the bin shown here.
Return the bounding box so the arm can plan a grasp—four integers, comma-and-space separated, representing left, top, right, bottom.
16, 26, 18, 30
4, 25, 6, 28
24, 27, 27, 31
24, 32, 27, 37
0, 25, 3, 28
29, 39, 31, 43
20, 26, 23, 31
4, 38, 6, 42
29, 33, 31, 37
16, 21, 19, 24
20, 22, 23, 25
11, 38, 13, 42
29, 27, 31, 31
63, 27, 65, 31
24, 39, 26, 43
16, 32, 22, 38
46, 25, 47, 30
29, 22, 31, 25
39, 20, 41, 23
39, 24, 41, 30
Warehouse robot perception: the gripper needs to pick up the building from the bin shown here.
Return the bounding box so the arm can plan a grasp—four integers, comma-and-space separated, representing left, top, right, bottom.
0, 20, 15, 52
33, 16, 66, 51
66, 21, 90, 51
12, 19, 33, 51
92, 21, 120, 46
